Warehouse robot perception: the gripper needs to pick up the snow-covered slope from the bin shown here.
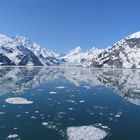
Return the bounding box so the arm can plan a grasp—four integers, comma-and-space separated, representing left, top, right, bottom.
89, 31, 140, 68
61, 46, 102, 66
0, 34, 60, 66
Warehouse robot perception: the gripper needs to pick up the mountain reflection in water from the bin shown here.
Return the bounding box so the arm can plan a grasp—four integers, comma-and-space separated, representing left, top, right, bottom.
0, 66, 140, 105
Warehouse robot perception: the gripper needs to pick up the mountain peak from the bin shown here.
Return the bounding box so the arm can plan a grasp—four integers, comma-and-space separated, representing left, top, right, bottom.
0, 33, 60, 66
69, 46, 82, 54
13, 35, 30, 45
0, 34, 11, 42
128, 31, 140, 39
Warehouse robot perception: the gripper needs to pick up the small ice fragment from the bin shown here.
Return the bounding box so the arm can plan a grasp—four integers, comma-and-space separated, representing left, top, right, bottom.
7, 134, 18, 139
16, 114, 21, 117
31, 115, 36, 119
83, 86, 91, 89
49, 91, 57, 94
79, 100, 85, 103
99, 112, 103, 115
5, 97, 33, 105
56, 86, 65, 89
101, 125, 108, 129
0, 112, 5, 115
70, 95, 75, 97
42, 122, 48, 126
115, 111, 122, 118
69, 108, 74, 111
90, 112, 94, 115
14, 127, 18, 130
66, 100, 76, 103
25, 112, 29, 114
115, 114, 120, 118
97, 123, 102, 126
35, 111, 39, 113
2, 105, 6, 108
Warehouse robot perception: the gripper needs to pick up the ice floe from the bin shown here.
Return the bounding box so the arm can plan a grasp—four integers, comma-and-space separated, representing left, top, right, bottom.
56, 86, 65, 89
31, 116, 36, 119
7, 134, 19, 139
66, 100, 76, 103
79, 100, 85, 103
115, 114, 120, 118
115, 111, 122, 118
69, 108, 75, 111
0, 112, 5, 115
14, 127, 18, 130
67, 125, 108, 140
42, 121, 57, 129
83, 86, 91, 89
16, 115, 21, 118
49, 91, 58, 94
42, 122, 48, 126
5, 97, 33, 105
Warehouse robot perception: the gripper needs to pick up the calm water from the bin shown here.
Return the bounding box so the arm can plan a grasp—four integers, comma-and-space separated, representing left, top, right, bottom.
0, 67, 140, 140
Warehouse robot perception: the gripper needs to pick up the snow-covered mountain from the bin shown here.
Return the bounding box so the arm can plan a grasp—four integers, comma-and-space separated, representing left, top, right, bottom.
61, 46, 102, 66
0, 34, 60, 66
89, 31, 140, 68
1, 31, 140, 68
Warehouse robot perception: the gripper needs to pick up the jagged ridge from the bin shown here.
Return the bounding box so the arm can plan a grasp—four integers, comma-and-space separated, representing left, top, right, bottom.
0, 34, 60, 66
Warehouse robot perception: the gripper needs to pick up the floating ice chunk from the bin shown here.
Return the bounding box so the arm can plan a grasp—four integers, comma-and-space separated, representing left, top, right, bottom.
56, 86, 65, 89
0, 112, 5, 115
69, 108, 75, 111
7, 134, 18, 139
79, 100, 85, 103
66, 100, 76, 103
49, 91, 58, 94
14, 127, 18, 130
115, 111, 122, 118
101, 125, 108, 129
42, 122, 56, 129
95, 123, 109, 130
5, 97, 33, 105
42, 122, 48, 126
16, 115, 21, 118
2, 105, 6, 108
70, 95, 75, 97
115, 114, 120, 118
31, 116, 36, 119
83, 86, 91, 89
67, 125, 108, 140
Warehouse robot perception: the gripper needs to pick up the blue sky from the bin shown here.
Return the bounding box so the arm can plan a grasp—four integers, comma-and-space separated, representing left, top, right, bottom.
0, 0, 140, 53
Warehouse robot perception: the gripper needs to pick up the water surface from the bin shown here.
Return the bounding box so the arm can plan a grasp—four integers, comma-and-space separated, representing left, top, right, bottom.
0, 67, 140, 140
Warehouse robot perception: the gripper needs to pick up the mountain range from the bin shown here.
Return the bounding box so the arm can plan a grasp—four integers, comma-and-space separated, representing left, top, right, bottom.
0, 31, 140, 68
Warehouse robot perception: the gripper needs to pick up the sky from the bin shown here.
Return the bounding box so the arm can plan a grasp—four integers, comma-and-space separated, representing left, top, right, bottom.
0, 0, 140, 53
